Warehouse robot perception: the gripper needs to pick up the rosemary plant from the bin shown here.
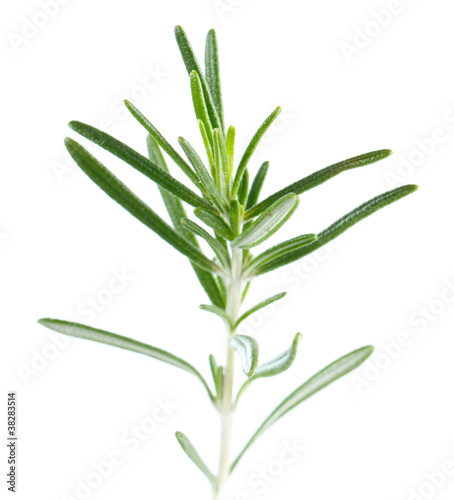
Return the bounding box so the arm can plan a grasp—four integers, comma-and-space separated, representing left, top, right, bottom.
39, 26, 417, 499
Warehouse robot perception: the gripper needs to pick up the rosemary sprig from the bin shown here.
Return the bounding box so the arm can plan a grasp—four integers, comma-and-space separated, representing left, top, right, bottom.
39, 25, 418, 500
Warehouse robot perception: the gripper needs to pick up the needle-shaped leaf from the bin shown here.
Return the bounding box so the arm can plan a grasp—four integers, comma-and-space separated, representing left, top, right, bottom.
146, 136, 225, 309
175, 432, 218, 490
238, 169, 249, 207
254, 184, 418, 275
215, 365, 224, 402
216, 275, 227, 304
232, 193, 300, 249
236, 292, 286, 327
175, 25, 223, 131
179, 136, 228, 212
192, 267, 226, 308
38, 319, 214, 400
231, 345, 374, 470
124, 100, 204, 191
209, 354, 219, 383
195, 208, 234, 241
245, 233, 317, 276
242, 281, 251, 302
230, 335, 259, 377
231, 107, 281, 198
69, 121, 209, 209
209, 354, 224, 402
205, 29, 224, 132
213, 128, 229, 200
147, 135, 193, 239
246, 161, 269, 210
200, 304, 232, 329
65, 138, 222, 275
245, 149, 393, 219
199, 120, 216, 180
252, 332, 302, 379
226, 125, 235, 177
236, 333, 302, 403
229, 200, 241, 238
181, 218, 230, 269
191, 71, 213, 147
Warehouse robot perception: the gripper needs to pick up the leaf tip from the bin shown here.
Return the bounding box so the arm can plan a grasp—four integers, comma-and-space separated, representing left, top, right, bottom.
64, 137, 76, 150
362, 345, 375, 358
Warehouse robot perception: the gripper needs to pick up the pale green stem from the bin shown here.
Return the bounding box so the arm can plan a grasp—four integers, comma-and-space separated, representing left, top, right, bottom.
214, 248, 243, 499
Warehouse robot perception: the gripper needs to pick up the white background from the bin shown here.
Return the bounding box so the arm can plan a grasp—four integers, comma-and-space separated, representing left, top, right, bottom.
2, 1, 454, 499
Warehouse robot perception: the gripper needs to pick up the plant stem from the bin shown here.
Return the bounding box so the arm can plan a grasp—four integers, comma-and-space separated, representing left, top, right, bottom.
214, 248, 243, 499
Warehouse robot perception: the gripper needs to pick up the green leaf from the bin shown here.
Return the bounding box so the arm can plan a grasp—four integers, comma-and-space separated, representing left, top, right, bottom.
195, 208, 234, 241
190, 71, 213, 147
252, 332, 302, 379
64, 138, 222, 275
209, 354, 219, 383
246, 161, 269, 210
229, 200, 241, 238
69, 121, 209, 209
124, 100, 204, 191
181, 218, 230, 269
254, 185, 418, 275
215, 365, 224, 402
205, 29, 224, 132
238, 169, 249, 207
236, 333, 302, 404
38, 319, 214, 400
175, 432, 218, 489
230, 335, 259, 377
244, 233, 317, 276
226, 125, 235, 177
245, 149, 393, 219
200, 304, 232, 329
242, 281, 251, 302
192, 266, 226, 309
216, 275, 227, 304
209, 355, 224, 403
179, 136, 228, 212
231, 345, 374, 471
236, 292, 286, 327
146, 135, 193, 239
174, 26, 222, 131
231, 107, 281, 198
213, 128, 229, 200
146, 136, 225, 309
232, 193, 300, 249
199, 120, 216, 180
